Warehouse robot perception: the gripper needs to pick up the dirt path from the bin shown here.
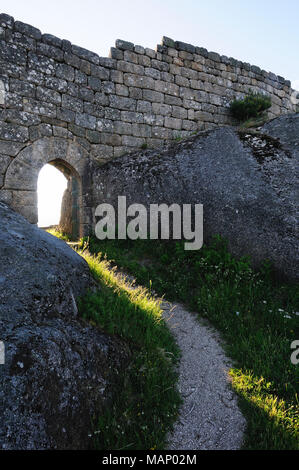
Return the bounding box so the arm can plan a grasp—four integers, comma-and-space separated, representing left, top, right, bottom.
162, 301, 246, 450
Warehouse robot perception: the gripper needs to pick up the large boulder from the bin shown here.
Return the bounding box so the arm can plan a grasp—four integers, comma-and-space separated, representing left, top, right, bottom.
93, 114, 298, 281
0, 203, 130, 449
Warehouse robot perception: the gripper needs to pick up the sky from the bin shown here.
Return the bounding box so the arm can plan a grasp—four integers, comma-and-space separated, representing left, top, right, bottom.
4, 0, 297, 225
37, 165, 67, 227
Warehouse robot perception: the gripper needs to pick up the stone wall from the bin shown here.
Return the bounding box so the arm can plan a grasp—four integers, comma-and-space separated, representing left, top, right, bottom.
0, 12, 296, 233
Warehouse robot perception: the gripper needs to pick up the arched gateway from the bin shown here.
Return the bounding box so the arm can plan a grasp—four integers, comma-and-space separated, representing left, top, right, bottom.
2, 137, 93, 238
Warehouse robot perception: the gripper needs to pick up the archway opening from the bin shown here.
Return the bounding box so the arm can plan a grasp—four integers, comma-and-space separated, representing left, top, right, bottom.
37, 160, 82, 239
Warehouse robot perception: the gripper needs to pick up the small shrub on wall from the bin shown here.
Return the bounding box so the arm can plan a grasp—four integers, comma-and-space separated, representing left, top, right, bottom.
230, 92, 272, 121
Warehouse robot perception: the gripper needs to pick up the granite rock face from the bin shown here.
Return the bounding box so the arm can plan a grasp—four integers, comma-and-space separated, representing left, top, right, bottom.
93, 114, 298, 281
0, 203, 130, 449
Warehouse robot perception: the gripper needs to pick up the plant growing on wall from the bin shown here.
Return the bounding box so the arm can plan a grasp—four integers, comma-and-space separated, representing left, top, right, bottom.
230, 92, 272, 121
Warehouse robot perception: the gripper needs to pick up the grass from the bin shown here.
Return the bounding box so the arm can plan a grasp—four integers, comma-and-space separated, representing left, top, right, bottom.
73, 249, 180, 450
78, 234, 299, 450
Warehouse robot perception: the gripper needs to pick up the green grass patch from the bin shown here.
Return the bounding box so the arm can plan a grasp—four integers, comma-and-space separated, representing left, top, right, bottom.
77, 251, 181, 450
80, 235, 299, 450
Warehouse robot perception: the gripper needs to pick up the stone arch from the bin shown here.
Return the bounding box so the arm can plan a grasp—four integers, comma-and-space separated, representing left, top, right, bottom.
3, 137, 93, 238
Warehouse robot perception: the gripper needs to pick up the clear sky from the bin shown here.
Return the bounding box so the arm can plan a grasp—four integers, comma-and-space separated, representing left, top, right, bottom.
2, 0, 299, 88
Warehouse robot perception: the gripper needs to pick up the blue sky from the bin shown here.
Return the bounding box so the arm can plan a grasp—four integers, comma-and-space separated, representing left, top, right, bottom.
2, 0, 299, 88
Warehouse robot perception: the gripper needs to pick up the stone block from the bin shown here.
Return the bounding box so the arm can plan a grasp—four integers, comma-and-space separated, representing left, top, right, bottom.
109, 47, 123, 60
109, 95, 136, 111
75, 112, 96, 130
138, 54, 151, 67
42, 33, 62, 49
9, 78, 35, 97
36, 85, 61, 105
124, 73, 155, 89
124, 50, 138, 64
172, 106, 187, 119
110, 69, 123, 84
102, 81, 115, 94
143, 114, 164, 126
161, 71, 174, 83
98, 57, 116, 69
56, 107, 75, 123
0, 40, 27, 66
164, 116, 182, 130
121, 111, 143, 123
100, 133, 122, 146
53, 125, 70, 138
143, 89, 164, 103
134, 45, 145, 55
151, 59, 169, 72
44, 76, 68, 92
152, 102, 172, 116
74, 69, 87, 85
113, 121, 132, 135
37, 43, 64, 62
61, 94, 83, 112
137, 100, 152, 113
164, 94, 182, 106
132, 123, 151, 138
151, 126, 173, 139
29, 123, 52, 140
155, 81, 179, 96
56, 63, 74, 81
96, 118, 114, 133
129, 87, 143, 99
145, 48, 156, 58
175, 75, 190, 87
86, 129, 101, 143
145, 67, 161, 80
72, 44, 99, 65
92, 144, 114, 159
115, 39, 134, 51
94, 92, 109, 106
23, 98, 57, 117
14, 21, 41, 40
0, 14, 14, 29
122, 135, 144, 147
1, 109, 40, 126
116, 84, 129, 96
175, 41, 195, 54
90, 64, 110, 80
117, 60, 144, 75
105, 108, 121, 120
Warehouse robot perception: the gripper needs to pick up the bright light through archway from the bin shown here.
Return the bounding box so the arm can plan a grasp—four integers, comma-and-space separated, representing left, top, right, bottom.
37, 164, 68, 227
